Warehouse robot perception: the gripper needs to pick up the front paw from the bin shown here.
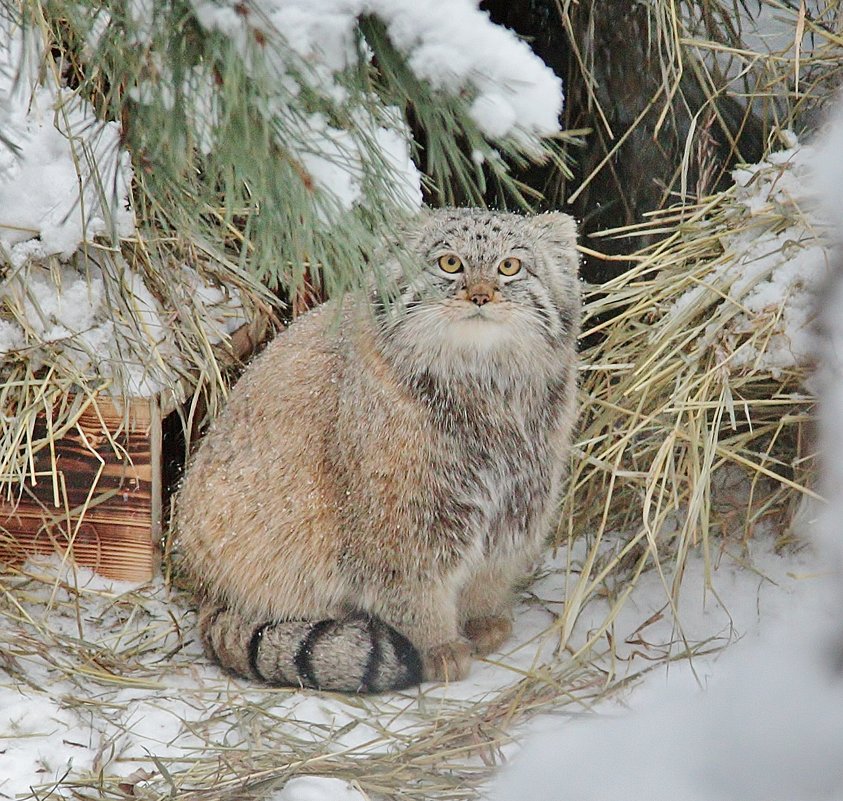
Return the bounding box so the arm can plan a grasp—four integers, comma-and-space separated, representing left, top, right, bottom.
423, 640, 473, 683
463, 616, 512, 656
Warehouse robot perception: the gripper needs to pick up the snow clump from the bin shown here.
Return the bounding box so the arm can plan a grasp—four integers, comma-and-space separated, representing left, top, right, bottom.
0, 10, 135, 260
669, 132, 832, 379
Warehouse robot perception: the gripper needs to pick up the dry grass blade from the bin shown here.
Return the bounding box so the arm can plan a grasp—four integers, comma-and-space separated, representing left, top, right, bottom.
565, 141, 825, 627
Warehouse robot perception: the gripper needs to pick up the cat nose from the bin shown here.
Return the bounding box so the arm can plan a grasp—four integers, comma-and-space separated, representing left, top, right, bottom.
468, 282, 496, 306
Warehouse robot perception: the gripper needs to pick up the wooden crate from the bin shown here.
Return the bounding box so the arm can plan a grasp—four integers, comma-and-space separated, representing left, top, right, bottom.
0, 395, 169, 582
0, 319, 269, 582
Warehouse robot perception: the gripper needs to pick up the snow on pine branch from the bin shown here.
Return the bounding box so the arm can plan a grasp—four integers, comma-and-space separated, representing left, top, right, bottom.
190, 0, 563, 146
187, 0, 563, 211
284, 107, 424, 215
181, 0, 564, 215
0, 9, 135, 260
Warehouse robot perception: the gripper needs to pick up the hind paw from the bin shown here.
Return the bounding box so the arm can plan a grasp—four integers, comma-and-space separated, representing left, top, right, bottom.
423, 640, 472, 683
464, 616, 512, 656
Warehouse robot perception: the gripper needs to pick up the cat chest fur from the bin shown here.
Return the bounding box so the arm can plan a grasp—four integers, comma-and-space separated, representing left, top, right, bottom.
413, 372, 563, 559
330, 341, 567, 575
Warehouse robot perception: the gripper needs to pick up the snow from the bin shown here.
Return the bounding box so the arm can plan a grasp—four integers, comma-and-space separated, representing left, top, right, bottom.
494, 94, 843, 801
0, 525, 825, 799
271, 777, 366, 801
189, 0, 563, 147
495, 545, 843, 801
0, 318, 24, 354
0, 12, 249, 396
175, 265, 250, 338
0, 12, 135, 259
290, 111, 421, 216
668, 133, 832, 379
369, 112, 424, 211
0, 257, 248, 396
815, 95, 843, 631
0, 692, 82, 793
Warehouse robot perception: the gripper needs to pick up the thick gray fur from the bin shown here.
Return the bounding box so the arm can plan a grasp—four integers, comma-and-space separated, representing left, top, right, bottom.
176, 208, 581, 692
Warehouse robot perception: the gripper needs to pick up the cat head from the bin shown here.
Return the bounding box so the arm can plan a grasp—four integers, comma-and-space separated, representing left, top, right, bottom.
373, 208, 580, 377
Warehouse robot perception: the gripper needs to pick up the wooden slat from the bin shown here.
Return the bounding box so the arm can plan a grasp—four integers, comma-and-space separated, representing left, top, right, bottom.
0, 394, 160, 583
0, 517, 155, 582
1, 319, 269, 582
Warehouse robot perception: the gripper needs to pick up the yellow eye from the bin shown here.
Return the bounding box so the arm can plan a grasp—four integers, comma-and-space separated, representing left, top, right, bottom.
498, 257, 522, 277
438, 253, 464, 274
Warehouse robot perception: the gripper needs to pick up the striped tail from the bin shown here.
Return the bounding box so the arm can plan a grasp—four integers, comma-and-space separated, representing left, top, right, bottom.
198, 603, 424, 693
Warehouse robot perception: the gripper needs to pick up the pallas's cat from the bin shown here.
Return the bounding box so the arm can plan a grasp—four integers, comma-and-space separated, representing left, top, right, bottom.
176, 208, 580, 692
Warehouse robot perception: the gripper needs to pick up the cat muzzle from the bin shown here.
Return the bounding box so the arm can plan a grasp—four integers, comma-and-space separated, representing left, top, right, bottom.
462, 281, 498, 307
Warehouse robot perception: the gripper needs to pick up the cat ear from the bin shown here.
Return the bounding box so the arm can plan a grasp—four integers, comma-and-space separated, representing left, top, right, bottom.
528, 211, 578, 247
529, 212, 581, 287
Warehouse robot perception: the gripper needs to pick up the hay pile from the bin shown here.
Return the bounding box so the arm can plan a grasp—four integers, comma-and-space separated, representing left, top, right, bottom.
560, 132, 828, 654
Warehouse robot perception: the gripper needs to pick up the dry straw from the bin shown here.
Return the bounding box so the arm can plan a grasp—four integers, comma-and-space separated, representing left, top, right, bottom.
564, 184, 821, 649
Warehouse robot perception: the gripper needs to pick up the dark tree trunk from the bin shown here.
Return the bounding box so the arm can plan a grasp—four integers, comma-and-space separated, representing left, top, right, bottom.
481, 0, 765, 285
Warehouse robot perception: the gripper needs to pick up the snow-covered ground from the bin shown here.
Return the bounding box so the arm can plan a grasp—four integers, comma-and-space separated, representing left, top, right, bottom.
494, 527, 843, 801
0, 529, 826, 800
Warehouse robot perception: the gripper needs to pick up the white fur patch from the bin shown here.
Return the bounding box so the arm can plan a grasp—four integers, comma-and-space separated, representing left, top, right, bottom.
440, 316, 513, 351
381, 295, 563, 387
